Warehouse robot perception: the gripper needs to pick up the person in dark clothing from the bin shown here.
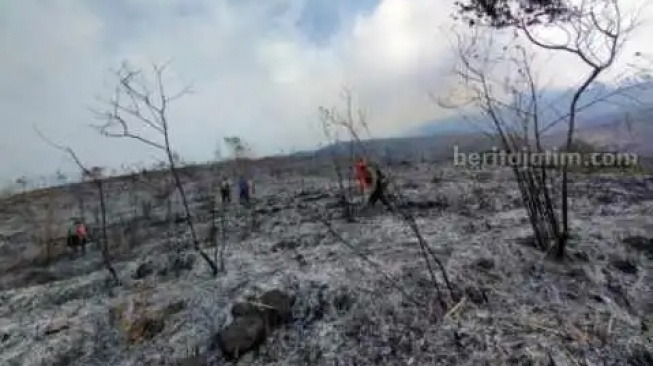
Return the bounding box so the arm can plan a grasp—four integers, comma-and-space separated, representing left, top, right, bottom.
219, 177, 231, 203
238, 176, 250, 205
367, 164, 390, 208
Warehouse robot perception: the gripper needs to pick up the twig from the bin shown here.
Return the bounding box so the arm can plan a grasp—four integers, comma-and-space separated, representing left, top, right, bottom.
321, 218, 424, 307
444, 296, 467, 319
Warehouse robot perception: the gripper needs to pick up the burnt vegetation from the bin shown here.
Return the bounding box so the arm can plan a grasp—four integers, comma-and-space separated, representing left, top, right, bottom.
1, 1, 652, 365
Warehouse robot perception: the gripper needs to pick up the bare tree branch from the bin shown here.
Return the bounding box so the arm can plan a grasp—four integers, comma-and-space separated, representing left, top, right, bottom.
318, 92, 457, 307
94, 61, 219, 275
443, 0, 646, 259
34, 125, 120, 284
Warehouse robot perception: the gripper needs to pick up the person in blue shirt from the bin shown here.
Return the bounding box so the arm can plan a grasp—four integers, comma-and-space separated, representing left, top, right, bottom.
238, 176, 250, 205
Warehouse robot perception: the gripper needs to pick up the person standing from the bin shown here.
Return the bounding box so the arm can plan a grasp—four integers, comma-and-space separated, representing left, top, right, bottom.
238, 175, 250, 205
67, 218, 88, 255
367, 163, 390, 208
354, 158, 372, 195
219, 177, 231, 203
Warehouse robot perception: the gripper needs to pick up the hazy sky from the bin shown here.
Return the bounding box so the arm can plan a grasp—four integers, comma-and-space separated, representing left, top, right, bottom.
1, 0, 651, 184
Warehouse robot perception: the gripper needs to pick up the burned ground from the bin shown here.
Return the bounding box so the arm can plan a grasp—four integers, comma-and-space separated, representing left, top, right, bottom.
0, 162, 652, 365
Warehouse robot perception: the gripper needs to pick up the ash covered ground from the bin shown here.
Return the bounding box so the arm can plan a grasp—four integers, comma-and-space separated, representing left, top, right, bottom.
0, 161, 652, 365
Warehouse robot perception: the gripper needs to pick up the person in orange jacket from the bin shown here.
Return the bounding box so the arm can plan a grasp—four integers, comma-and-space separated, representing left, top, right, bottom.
354, 158, 372, 194
354, 158, 391, 209
67, 218, 88, 255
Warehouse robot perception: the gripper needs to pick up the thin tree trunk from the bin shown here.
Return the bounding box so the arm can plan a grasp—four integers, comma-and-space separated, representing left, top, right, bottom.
219, 201, 227, 271
97, 180, 119, 284
558, 68, 602, 259
79, 195, 85, 220
211, 198, 218, 265
168, 151, 219, 275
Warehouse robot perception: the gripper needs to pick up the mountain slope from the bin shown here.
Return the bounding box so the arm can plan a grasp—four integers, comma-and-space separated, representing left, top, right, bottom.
415, 79, 653, 139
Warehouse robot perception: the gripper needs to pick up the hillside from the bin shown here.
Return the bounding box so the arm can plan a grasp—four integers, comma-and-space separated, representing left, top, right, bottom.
0, 157, 652, 365
413, 80, 653, 156
309, 133, 503, 164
